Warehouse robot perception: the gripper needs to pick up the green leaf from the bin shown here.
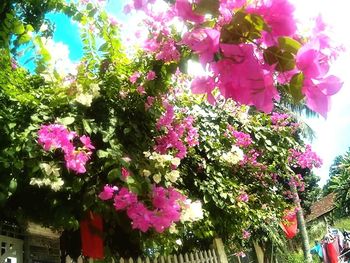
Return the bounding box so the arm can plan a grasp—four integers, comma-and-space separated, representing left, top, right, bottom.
289, 72, 305, 102
263, 46, 295, 72
98, 42, 109, 52
107, 168, 120, 182
18, 33, 31, 44
123, 127, 131, 134
13, 23, 25, 35
263, 46, 279, 65
278, 37, 301, 54
9, 179, 17, 193
82, 119, 92, 134
97, 150, 109, 158
194, 0, 220, 16
57, 116, 75, 125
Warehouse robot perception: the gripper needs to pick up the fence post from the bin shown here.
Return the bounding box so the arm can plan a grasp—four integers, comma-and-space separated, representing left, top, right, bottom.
213, 238, 228, 263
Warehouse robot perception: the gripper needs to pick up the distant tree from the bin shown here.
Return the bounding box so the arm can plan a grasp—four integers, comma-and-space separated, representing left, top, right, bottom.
322, 148, 350, 216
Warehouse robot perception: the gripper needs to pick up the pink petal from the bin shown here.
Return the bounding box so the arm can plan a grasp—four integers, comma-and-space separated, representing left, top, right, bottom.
318, 75, 343, 96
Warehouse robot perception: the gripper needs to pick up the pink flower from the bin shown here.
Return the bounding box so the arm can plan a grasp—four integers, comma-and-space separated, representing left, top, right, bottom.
80, 135, 95, 150
296, 39, 343, 117
156, 103, 175, 130
137, 86, 146, 95
145, 96, 155, 110
174, 0, 205, 23
249, 0, 296, 38
146, 70, 156, 80
155, 111, 199, 159
99, 185, 118, 200
288, 145, 323, 169
302, 75, 343, 118
237, 193, 249, 203
232, 131, 252, 148
270, 113, 290, 126
155, 39, 180, 62
123, 4, 132, 14
109, 16, 119, 26
38, 124, 94, 174
191, 76, 216, 105
113, 187, 138, 210
213, 43, 279, 112
129, 71, 141, 84
65, 151, 90, 174
296, 46, 329, 79
121, 167, 131, 180
242, 229, 251, 239
127, 203, 153, 232
181, 28, 220, 65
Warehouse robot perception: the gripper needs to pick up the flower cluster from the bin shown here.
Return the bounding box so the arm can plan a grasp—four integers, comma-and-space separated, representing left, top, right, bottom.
288, 173, 305, 192
143, 151, 181, 184
237, 193, 249, 203
126, 0, 343, 117
99, 185, 202, 232
222, 145, 244, 165
38, 124, 94, 173
239, 149, 262, 168
242, 229, 251, 240
288, 145, 322, 169
155, 103, 199, 159
225, 125, 252, 148
270, 112, 291, 127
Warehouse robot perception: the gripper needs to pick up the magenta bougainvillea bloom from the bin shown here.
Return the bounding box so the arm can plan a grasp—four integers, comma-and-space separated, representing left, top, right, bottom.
173, 0, 205, 24
38, 124, 94, 174
242, 229, 251, 239
101, 185, 186, 233
121, 167, 131, 180
182, 28, 220, 65
98, 185, 118, 201
146, 70, 156, 80
237, 193, 249, 203
129, 71, 141, 84
155, 103, 199, 159
113, 187, 138, 210
288, 145, 323, 169
191, 76, 216, 105
127, 0, 342, 117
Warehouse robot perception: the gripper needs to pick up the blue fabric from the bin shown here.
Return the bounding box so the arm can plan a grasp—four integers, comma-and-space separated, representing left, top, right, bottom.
310, 243, 323, 258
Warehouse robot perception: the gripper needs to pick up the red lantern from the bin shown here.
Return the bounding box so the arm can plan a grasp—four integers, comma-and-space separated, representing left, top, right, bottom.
80, 211, 104, 259
280, 209, 298, 239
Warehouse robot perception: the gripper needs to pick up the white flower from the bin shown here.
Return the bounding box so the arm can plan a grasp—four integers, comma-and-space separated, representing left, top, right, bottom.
153, 173, 162, 184
222, 146, 244, 165
175, 239, 182, 245
75, 93, 93, 107
165, 170, 180, 183
90, 83, 100, 97
181, 200, 203, 222
142, 169, 151, 177
169, 224, 178, 234
171, 157, 181, 166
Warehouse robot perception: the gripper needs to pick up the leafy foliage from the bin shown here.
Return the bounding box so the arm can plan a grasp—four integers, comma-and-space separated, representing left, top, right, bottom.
0, 0, 327, 259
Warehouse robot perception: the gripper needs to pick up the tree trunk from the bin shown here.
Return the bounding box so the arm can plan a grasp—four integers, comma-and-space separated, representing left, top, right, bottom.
292, 186, 312, 263
253, 241, 264, 263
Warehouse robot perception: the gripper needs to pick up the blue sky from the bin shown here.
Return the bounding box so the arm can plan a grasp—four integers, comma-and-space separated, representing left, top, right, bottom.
23, 0, 350, 186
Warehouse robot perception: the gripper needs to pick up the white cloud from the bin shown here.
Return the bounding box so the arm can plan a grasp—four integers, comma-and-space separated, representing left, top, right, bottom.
40, 38, 77, 79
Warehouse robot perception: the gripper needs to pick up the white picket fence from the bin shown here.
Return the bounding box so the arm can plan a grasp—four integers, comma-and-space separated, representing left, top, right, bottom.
65, 249, 219, 263
65, 238, 227, 263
